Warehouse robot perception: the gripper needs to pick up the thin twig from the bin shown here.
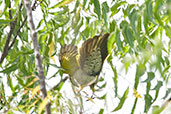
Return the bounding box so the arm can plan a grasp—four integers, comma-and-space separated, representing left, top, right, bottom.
8, 17, 27, 50
23, 0, 51, 114
51, 77, 69, 91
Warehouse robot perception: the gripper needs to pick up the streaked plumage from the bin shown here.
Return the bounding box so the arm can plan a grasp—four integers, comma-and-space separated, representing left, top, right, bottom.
59, 33, 110, 90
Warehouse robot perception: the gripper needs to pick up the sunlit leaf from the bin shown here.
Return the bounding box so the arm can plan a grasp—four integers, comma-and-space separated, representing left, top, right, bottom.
107, 32, 115, 54
111, 1, 127, 16
38, 95, 51, 114
26, 77, 38, 87
31, 85, 40, 99
49, 0, 74, 9
109, 20, 116, 33
49, 41, 56, 63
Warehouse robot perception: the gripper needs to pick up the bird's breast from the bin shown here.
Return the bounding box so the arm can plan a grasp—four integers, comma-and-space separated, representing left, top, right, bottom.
71, 68, 98, 88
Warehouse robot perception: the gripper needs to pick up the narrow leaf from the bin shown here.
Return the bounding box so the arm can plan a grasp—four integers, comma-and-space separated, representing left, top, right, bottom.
38, 95, 51, 114
98, 108, 104, 114
142, 72, 155, 83
107, 32, 115, 54
93, 0, 101, 20
112, 87, 129, 111
31, 85, 40, 99
0, 64, 18, 74
144, 94, 153, 113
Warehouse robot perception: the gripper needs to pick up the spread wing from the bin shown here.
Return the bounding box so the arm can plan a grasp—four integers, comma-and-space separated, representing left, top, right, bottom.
59, 44, 79, 75
79, 33, 110, 76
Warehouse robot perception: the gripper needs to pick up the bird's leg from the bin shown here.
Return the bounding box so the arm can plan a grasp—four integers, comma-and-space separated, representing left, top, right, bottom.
90, 84, 96, 99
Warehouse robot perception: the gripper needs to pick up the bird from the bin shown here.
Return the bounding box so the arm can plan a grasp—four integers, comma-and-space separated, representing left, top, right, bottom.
59, 33, 110, 92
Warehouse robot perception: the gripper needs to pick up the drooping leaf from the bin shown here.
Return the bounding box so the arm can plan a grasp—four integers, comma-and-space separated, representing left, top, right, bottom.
144, 94, 153, 113
0, 64, 18, 74
7, 75, 15, 93
112, 87, 129, 112
107, 32, 115, 54
93, 0, 101, 20
38, 95, 51, 114
49, 0, 74, 9
98, 108, 104, 114
134, 64, 146, 89
152, 81, 163, 102
111, 1, 127, 16
102, 1, 109, 25
142, 72, 155, 83
162, 88, 171, 99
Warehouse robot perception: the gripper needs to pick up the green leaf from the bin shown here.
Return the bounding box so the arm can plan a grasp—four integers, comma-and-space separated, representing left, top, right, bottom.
83, 0, 88, 9
144, 94, 153, 113
74, 18, 83, 36
5, 0, 10, 8
49, 0, 74, 9
111, 1, 127, 16
134, 64, 146, 89
112, 87, 129, 112
129, 9, 138, 36
146, 0, 153, 23
102, 2, 109, 13
162, 88, 171, 99
123, 26, 134, 48
107, 32, 115, 54
142, 72, 155, 83
152, 81, 163, 91
115, 29, 122, 51
113, 66, 118, 97
102, 2, 109, 25
7, 76, 15, 93
108, 59, 118, 97
109, 20, 116, 33
0, 19, 12, 25
164, 25, 171, 39
93, 0, 101, 20
98, 108, 104, 114
152, 81, 163, 103
0, 64, 18, 74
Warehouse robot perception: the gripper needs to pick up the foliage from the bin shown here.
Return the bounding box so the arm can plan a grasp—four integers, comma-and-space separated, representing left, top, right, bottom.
0, 0, 170, 114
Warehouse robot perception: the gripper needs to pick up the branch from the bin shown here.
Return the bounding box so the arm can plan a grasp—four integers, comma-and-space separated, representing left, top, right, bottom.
8, 17, 27, 50
0, 2, 17, 64
8, 1, 40, 50
23, 0, 51, 114
0, 1, 40, 64
51, 77, 69, 91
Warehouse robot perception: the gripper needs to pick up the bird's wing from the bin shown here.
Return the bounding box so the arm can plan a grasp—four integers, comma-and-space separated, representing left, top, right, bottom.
78, 33, 110, 76
59, 44, 79, 75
